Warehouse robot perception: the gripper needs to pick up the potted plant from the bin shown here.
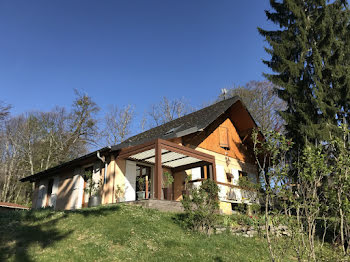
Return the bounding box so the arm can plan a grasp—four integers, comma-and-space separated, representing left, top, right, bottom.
115, 185, 125, 202
84, 170, 102, 207
182, 174, 192, 196
162, 171, 174, 200
136, 176, 146, 200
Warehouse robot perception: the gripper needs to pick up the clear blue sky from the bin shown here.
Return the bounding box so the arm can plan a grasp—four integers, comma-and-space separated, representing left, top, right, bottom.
0, 0, 274, 121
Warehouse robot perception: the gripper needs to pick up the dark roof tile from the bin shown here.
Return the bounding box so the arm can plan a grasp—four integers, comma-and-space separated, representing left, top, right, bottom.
112, 96, 239, 150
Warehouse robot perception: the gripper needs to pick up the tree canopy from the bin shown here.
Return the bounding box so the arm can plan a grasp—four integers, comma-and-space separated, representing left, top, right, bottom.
259, 0, 350, 147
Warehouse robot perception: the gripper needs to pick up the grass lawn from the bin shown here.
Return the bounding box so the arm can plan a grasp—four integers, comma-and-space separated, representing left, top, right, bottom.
0, 204, 296, 261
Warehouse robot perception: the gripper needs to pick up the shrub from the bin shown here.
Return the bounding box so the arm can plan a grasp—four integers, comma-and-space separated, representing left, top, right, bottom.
181, 179, 220, 235
250, 204, 261, 215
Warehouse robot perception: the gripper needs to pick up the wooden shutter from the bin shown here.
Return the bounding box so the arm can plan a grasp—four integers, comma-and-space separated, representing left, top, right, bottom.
219, 127, 229, 148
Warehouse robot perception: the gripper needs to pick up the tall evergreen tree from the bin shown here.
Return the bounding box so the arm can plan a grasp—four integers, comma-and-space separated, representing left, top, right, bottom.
259, 0, 350, 148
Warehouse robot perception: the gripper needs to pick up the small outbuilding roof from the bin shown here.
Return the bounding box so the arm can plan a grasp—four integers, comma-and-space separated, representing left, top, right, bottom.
0, 202, 29, 210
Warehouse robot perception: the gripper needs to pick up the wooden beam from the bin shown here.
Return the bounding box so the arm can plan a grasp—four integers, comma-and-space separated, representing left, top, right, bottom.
162, 155, 189, 165
158, 139, 215, 163
211, 163, 217, 182
172, 161, 208, 173
154, 139, 162, 200
145, 176, 149, 200
140, 150, 172, 161
204, 165, 208, 179
118, 140, 156, 159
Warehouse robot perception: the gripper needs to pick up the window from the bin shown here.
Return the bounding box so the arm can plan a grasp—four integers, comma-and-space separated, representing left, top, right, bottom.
219, 126, 229, 149
200, 166, 205, 179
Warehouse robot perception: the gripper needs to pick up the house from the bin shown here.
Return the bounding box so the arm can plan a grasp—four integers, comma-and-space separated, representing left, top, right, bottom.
20, 96, 260, 215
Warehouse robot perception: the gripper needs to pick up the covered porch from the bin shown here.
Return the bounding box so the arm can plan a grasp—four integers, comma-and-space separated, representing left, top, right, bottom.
117, 138, 217, 201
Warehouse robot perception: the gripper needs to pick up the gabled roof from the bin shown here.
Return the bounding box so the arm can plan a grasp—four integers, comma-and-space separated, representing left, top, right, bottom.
112, 96, 242, 150
21, 96, 257, 183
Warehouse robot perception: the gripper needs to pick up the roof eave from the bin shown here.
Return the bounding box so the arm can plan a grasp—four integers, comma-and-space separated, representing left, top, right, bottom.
20, 146, 111, 183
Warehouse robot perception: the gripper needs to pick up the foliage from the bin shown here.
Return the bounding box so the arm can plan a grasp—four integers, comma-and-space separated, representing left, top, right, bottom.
252, 128, 294, 261
0, 90, 100, 205
258, 1, 350, 259
162, 171, 174, 188
137, 176, 145, 191
227, 213, 264, 228
326, 124, 350, 254
259, 0, 350, 149
84, 170, 101, 197
115, 185, 125, 199
294, 145, 331, 261
0, 101, 11, 121
184, 174, 192, 191
181, 179, 220, 235
252, 126, 350, 261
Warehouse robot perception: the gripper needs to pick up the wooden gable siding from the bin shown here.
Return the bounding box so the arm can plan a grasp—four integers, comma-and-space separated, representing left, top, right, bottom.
181, 111, 255, 164
198, 118, 253, 163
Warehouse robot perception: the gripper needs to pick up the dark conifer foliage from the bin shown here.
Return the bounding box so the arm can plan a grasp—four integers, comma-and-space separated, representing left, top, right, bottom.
259, 0, 350, 147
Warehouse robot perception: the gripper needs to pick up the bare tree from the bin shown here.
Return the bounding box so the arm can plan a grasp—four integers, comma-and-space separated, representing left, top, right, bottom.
65, 89, 100, 149
218, 81, 286, 131
102, 104, 134, 145
0, 90, 100, 204
147, 97, 192, 127
0, 101, 11, 121
140, 112, 147, 132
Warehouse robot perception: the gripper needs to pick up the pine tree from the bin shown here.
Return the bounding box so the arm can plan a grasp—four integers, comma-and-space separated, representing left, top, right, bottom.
259, 0, 350, 148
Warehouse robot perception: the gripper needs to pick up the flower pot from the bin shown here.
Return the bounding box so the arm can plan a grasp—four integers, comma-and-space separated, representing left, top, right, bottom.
88, 195, 101, 207
117, 197, 125, 203
163, 188, 169, 200
136, 191, 146, 200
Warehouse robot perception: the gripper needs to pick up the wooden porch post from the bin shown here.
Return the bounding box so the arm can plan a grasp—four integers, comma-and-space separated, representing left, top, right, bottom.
145, 176, 148, 199
211, 162, 217, 182
154, 139, 162, 200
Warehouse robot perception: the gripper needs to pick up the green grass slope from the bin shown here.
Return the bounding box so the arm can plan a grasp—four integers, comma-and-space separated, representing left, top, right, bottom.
0, 204, 273, 262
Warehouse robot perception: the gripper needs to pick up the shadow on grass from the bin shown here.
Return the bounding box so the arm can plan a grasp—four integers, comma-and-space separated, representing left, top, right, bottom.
0, 205, 121, 262
171, 213, 189, 229
68, 204, 121, 217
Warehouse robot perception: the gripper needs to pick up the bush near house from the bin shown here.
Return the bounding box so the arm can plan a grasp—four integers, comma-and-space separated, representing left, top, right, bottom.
181, 179, 220, 235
